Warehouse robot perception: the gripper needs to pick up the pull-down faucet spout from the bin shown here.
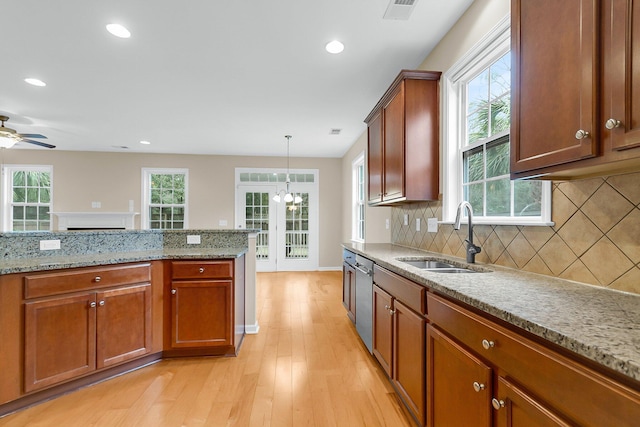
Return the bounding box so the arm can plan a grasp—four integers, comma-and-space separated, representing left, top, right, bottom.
454, 201, 482, 263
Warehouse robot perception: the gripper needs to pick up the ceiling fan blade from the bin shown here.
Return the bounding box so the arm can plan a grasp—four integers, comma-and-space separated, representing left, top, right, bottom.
22, 138, 56, 149
18, 133, 47, 139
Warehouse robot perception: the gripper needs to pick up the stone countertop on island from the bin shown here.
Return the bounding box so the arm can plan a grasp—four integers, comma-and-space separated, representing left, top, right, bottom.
343, 242, 640, 384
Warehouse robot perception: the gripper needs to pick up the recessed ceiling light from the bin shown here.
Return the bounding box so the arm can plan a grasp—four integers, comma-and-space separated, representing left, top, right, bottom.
24, 78, 46, 87
139, 140, 151, 145
325, 40, 344, 54
106, 23, 131, 38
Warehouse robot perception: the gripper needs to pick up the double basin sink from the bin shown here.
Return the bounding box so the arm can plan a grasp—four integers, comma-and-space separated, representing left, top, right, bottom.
398, 258, 487, 274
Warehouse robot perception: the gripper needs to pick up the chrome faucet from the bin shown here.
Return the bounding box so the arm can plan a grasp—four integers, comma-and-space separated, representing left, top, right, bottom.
454, 201, 482, 263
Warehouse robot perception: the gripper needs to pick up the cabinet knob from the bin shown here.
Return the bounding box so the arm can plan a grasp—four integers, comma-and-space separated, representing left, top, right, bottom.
199, 267, 205, 273
492, 398, 505, 410
473, 382, 485, 392
388, 309, 396, 316
94, 276, 101, 282
89, 301, 97, 308
171, 289, 177, 295
605, 118, 621, 130
384, 305, 390, 310
575, 129, 590, 140
481, 339, 495, 350
99, 300, 105, 306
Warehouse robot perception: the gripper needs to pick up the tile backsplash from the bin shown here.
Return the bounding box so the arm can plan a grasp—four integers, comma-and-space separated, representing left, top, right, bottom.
391, 171, 640, 295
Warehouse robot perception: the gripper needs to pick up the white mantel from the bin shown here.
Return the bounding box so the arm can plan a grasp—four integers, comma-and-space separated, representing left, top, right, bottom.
52, 212, 139, 230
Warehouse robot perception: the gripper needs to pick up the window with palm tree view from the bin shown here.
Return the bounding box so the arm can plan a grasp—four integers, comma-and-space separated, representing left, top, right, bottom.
462, 50, 544, 220
9, 167, 52, 231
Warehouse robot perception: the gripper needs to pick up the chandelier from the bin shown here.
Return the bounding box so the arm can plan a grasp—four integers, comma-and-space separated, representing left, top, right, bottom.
273, 135, 302, 204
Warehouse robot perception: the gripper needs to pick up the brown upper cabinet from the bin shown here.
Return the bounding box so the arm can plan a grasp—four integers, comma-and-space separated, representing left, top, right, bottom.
511, 0, 640, 179
365, 70, 441, 204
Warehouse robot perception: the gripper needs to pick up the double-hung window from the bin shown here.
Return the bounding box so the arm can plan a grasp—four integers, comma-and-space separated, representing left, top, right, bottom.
352, 152, 365, 242
141, 168, 188, 229
2, 165, 53, 232
442, 16, 551, 225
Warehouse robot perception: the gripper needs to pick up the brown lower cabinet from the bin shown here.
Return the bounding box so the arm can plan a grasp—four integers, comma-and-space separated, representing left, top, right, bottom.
166, 258, 245, 356
427, 292, 640, 427
372, 266, 426, 426
23, 264, 153, 393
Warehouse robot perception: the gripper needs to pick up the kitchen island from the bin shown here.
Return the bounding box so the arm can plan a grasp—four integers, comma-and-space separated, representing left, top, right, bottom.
0, 229, 257, 416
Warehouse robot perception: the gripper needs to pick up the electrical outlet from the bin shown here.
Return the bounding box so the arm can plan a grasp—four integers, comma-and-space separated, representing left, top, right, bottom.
186, 235, 201, 244
40, 239, 61, 250
91, 201, 101, 208
219, 219, 228, 227
385, 218, 390, 230
403, 214, 409, 226
416, 218, 421, 231
427, 218, 438, 233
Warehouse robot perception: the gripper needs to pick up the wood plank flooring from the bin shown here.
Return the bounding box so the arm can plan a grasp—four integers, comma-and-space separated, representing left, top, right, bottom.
0, 271, 413, 427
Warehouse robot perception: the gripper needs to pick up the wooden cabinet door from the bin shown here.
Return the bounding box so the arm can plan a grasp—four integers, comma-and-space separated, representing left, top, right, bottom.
342, 263, 356, 323
171, 280, 232, 348
392, 299, 426, 425
24, 293, 97, 392
383, 84, 405, 201
603, 0, 640, 152
494, 376, 573, 427
372, 285, 393, 376
96, 284, 152, 369
511, 0, 598, 176
427, 325, 492, 427
367, 109, 384, 204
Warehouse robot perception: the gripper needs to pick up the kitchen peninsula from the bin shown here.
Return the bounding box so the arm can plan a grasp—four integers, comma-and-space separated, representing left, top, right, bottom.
0, 229, 257, 416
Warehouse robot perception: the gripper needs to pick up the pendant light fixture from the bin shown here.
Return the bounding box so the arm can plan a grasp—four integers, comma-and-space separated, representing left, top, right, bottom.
273, 135, 303, 204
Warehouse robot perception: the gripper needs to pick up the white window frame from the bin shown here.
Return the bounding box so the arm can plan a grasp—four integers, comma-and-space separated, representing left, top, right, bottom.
441, 15, 552, 226
352, 152, 365, 242
141, 168, 189, 230
1, 164, 53, 232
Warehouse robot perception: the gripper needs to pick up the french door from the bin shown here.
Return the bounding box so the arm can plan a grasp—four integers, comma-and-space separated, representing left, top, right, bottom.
235, 169, 318, 272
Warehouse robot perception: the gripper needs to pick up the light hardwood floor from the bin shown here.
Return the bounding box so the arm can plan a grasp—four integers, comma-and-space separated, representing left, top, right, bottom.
0, 271, 413, 427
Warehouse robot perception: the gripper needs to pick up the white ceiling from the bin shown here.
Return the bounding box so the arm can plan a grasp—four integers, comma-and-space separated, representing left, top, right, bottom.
1, 0, 473, 158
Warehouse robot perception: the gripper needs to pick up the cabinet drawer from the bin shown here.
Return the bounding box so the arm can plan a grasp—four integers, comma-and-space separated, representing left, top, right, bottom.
373, 265, 426, 315
24, 263, 151, 299
171, 260, 233, 279
428, 293, 640, 427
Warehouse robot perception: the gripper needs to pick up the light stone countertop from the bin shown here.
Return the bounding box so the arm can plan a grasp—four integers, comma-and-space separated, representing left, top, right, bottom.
343, 242, 640, 384
0, 248, 247, 275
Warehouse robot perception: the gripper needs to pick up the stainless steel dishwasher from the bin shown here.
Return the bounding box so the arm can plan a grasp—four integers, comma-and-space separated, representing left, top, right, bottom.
354, 254, 373, 353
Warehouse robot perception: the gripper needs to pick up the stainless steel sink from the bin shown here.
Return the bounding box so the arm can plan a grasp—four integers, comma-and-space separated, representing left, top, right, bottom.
398, 258, 485, 273
400, 259, 456, 269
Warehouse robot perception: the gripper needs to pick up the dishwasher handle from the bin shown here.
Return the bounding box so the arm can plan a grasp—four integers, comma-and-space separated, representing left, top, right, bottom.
355, 264, 372, 276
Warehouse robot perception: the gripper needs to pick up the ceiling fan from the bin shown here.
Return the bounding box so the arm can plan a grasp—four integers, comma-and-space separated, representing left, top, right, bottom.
0, 115, 55, 149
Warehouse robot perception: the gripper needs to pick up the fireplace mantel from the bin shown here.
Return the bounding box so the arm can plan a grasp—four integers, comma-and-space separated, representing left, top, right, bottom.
51, 212, 139, 230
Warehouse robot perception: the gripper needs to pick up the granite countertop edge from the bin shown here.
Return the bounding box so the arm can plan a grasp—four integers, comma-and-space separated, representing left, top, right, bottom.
343, 242, 640, 383
1, 248, 248, 275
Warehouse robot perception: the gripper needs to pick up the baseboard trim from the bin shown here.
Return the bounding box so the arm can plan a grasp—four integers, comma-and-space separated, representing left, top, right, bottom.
246, 322, 260, 334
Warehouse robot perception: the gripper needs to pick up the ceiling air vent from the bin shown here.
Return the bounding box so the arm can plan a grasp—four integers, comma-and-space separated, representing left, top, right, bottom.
383, 0, 418, 20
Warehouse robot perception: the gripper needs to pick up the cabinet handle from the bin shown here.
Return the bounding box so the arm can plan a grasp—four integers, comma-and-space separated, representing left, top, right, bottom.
473, 382, 485, 392
94, 276, 101, 282
605, 118, 621, 130
491, 398, 505, 410
575, 129, 590, 140
384, 305, 390, 310
481, 339, 495, 350
171, 289, 177, 295
89, 301, 97, 308
199, 267, 205, 273
388, 309, 396, 315
99, 300, 105, 306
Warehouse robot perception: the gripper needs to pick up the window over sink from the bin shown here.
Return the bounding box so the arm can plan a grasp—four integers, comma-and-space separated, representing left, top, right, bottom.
441, 15, 552, 226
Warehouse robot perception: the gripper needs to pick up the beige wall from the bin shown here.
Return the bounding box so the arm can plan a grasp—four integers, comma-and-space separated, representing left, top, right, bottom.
1, 150, 343, 269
